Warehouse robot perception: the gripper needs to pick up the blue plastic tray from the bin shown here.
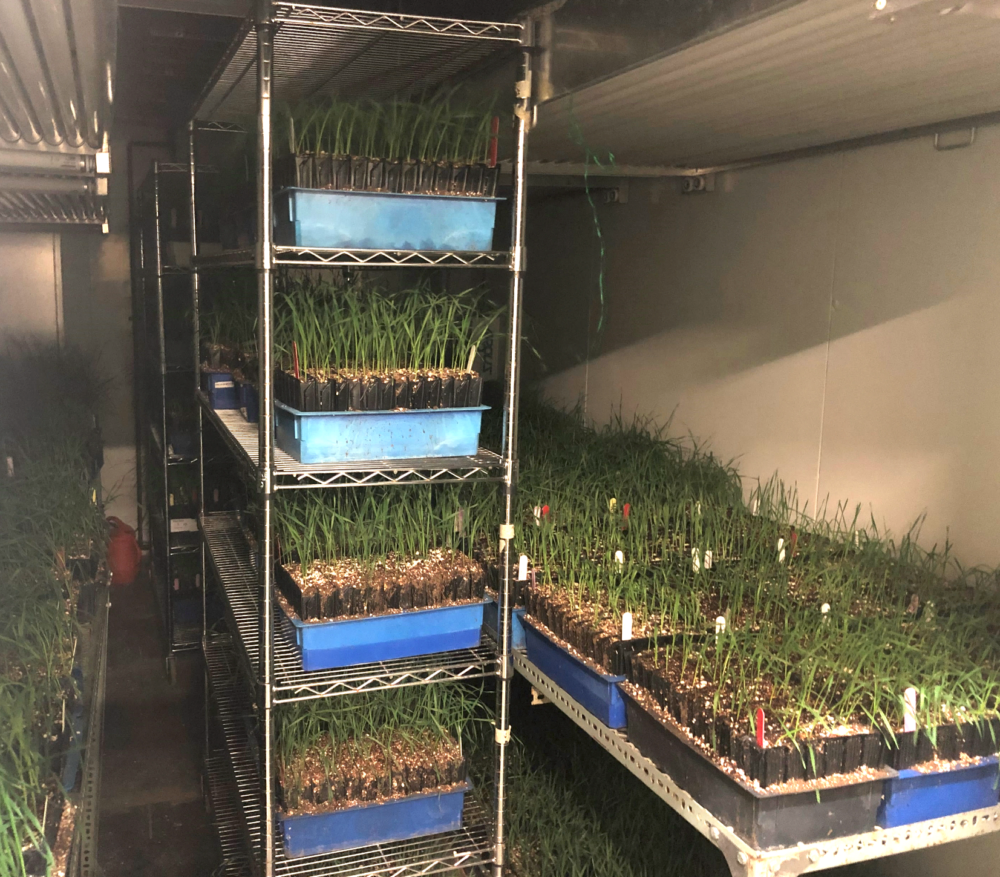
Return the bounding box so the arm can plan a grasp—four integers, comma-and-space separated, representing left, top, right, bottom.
202, 370, 239, 409
521, 615, 627, 728
281, 781, 469, 858
878, 756, 999, 827
238, 381, 259, 423
483, 602, 526, 650
275, 402, 487, 464
274, 188, 499, 251
280, 598, 486, 671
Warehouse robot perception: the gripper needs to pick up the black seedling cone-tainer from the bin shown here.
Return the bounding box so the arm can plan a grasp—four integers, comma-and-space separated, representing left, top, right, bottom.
620, 688, 890, 850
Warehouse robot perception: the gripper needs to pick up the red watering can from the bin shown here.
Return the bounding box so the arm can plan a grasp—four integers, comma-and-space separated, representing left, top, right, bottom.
106, 516, 141, 586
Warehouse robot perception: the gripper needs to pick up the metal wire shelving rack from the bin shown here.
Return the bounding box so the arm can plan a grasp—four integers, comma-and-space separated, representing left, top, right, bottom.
134, 162, 205, 677
187, 4, 532, 875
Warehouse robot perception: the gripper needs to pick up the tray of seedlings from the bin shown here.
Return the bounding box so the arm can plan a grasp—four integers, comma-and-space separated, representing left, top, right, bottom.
513, 400, 1000, 847
272, 93, 501, 251
0, 343, 108, 877
271, 275, 499, 464
275, 683, 477, 857
200, 273, 258, 419
273, 483, 496, 670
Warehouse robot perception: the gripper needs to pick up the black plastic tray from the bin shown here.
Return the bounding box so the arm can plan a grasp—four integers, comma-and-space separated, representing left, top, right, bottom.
621, 688, 890, 849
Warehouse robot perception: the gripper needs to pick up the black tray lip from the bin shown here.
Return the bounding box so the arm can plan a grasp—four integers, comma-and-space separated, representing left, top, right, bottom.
620, 684, 897, 800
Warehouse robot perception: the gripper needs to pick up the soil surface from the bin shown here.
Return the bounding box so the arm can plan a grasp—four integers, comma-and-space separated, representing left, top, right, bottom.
279, 733, 466, 816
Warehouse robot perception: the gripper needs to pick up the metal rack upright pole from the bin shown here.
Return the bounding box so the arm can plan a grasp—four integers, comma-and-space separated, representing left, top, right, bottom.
189, 124, 210, 752
256, 5, 277, 874
493, 35, 533, 877
152, 167, 175, 656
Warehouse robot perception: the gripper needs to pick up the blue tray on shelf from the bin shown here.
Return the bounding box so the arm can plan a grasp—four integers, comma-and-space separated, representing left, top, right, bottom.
878, 756, 999, 827
279, 598, 487, 671
274, 188, 499, 251
280, 781, 470, 858
201, 370, 239, 410
520, 615, 627, 728
275, 402, 487, 464
483, 601, 526, 649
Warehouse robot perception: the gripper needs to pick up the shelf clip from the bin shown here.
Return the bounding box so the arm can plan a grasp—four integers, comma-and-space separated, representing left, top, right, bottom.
499, 523, 515, 554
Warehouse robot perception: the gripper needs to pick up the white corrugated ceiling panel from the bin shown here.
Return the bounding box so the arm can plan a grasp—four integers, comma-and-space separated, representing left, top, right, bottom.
531, 0, 1000, 167
0, 0, 117, 151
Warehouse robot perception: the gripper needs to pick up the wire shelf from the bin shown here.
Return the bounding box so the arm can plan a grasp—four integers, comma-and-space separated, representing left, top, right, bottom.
193, 2, 521, 122
205, 636, 494, 877
199, 392, 503, 488
193, 247, 511, 270
205, 753, 254, 877
202, 512, 497, 703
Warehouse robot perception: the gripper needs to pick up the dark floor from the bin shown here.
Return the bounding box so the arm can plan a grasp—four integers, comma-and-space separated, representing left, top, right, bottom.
98, 571, 218, 876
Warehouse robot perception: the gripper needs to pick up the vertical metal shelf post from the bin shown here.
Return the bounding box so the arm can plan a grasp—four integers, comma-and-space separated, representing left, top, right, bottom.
492, 29, 534, 877
255, 6, 277, 872
151, 168, 176, 658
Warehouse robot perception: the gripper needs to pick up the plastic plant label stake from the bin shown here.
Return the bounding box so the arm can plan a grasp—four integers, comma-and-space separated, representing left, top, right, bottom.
777, 537, 786, 565
692, 547, 701, 572
614, 550, 624, 567
533, 506, 541, 526
609, 497, 617, 513
622, 612, 633, 641
904, 687, 918, 733
517, 555, 528, 582
821, 602, 831, 624
756, 708, 765, 748
715, 615, 726, 644
704, 549, 713, 569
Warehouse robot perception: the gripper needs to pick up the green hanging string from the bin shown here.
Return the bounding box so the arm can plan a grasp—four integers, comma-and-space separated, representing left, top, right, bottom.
567, 100, 614, 359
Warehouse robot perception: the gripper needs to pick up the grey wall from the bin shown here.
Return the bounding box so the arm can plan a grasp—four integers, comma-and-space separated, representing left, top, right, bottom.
61, 124, 171, 528
534, 124, 1000, 570
0, 233, 63, 346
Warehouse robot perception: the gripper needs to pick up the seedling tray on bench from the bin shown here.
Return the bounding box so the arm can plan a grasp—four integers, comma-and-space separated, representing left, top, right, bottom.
274, 401, 487, 464
521, 615, 627, 729
274, 188, 499, 251
280, 781, 470, 858
620, 687, 891, 849
878, 756, 1000, 827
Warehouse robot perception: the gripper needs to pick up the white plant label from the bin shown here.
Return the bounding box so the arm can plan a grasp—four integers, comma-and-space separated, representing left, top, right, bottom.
615, 550, 624, 567
609, 497, 617, 512
533, 506, 541, 526
622, 612, 633, 641
751, 497, 759, 516
854, 530, 860, 547
695, 501, 702, 516
5, 456, 12, 477
903, 687, 918, 733
517, 554, 528, 581
704, 549, 713, 569
692, 547, 701, 572
715, 615, 726, 638
777, 537, 786, 564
